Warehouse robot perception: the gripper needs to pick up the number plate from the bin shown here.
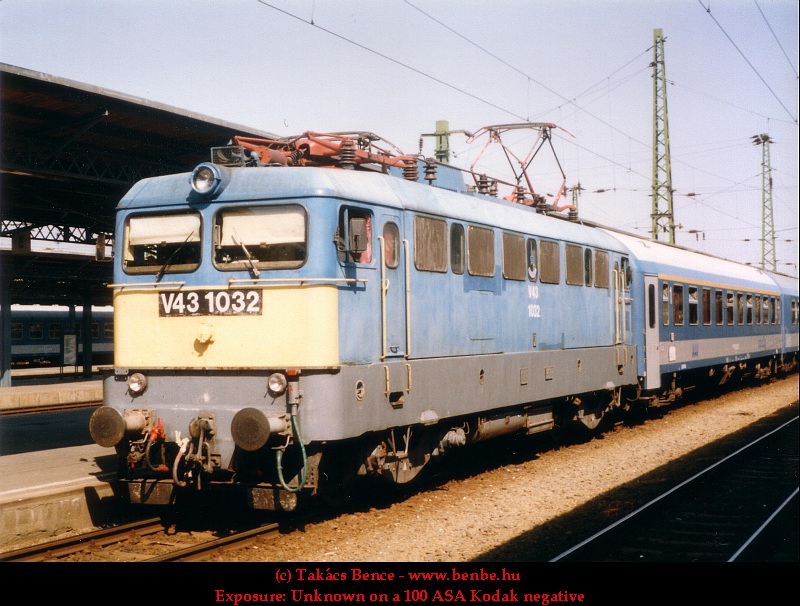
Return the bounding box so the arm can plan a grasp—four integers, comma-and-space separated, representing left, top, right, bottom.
158, 290, 262, 316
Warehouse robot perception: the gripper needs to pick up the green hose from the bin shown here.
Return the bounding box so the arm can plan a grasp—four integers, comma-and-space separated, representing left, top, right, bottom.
276, 412, 307, 493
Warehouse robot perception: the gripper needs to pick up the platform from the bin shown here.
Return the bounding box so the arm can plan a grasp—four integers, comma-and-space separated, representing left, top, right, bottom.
0, 380, 102, 412
0, 366, 103, 412
0, 371, 114, 552
0, 443, 118, 552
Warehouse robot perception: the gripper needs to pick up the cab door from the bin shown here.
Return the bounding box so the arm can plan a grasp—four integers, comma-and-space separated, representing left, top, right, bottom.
378, 214, 408, 359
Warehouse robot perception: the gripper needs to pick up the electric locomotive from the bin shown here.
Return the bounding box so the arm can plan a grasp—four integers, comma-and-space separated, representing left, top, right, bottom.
89, 127, 644, 510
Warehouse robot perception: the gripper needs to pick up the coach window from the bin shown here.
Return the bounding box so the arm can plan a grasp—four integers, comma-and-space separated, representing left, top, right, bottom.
91, 323, 100, 339
450, 223, 465, 275
726, 292, 735, 325
648, 284, 656, 328
715, 290, 723, 325
104, 323, 114, 339
414, 216, 448, 272
565, 244, 584, 286
29, 322, 43, 340
74, 324, 81, 339
467, 226, 495, 277
382, 222, 399, 269
49, 323, 61, 339
745, 294, 753, 324
770, 296, 776, 324
702, 288, 711, 325
502, 232, 526, 280
662, 284, 670, 325
217, 205, 308, 270
688, 287, 699, 325
755, 295, 762, 324
527, 239, 539, 281
776, 298, 781, 323
539, 240, 560, 284
11, 323, 22, 340
124, 211, 201, 275
673, 285, 684, 325
762, 296, 770, 324
736, 293, 745, 325
594, 251, 610, 288
584, 249, 593, 286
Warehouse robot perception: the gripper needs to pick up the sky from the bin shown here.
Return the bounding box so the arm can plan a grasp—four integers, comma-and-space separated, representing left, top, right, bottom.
1, 0, 798, 275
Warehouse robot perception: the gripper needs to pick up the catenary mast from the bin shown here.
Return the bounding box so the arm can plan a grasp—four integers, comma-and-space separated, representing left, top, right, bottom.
651, 28, 676, 244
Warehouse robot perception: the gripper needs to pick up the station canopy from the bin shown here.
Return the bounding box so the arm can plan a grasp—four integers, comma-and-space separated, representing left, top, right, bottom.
1, 63, 278, 306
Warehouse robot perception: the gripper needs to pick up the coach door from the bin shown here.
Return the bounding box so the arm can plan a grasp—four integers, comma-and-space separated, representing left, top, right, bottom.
378, 215, 408, 360
643, 274, 661, 389
613, 256, 634, 374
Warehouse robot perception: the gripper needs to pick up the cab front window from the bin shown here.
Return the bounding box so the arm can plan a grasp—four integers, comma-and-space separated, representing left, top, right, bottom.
123, 212, 201, 275
214, 205, 307, 271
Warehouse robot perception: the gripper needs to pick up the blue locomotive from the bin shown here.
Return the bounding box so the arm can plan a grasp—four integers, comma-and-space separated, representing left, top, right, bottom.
88, 128, 798, 511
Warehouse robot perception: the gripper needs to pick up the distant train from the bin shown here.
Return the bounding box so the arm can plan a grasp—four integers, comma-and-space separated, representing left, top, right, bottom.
88, 127, 798, 513
9, 305, 114, 368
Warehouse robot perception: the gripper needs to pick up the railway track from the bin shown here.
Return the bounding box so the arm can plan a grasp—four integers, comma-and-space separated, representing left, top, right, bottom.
0, 518, 165, 562
550, 416, 799, 562
0, 516, 283, 562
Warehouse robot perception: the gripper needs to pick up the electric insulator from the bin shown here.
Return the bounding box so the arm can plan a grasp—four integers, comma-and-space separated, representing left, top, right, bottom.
489, 180, 498, 197
514, 186, 526, 204
403, 158, 418, 182
568, 208, 578, 221
424, 158, 437, 183
340, 139, 356, 169
477, 174, 490, 194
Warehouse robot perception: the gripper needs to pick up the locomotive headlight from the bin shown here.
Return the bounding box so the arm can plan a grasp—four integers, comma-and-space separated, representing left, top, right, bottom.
127, 372, 148, 394
190, 162, 229, 198
267, 372, 288, 396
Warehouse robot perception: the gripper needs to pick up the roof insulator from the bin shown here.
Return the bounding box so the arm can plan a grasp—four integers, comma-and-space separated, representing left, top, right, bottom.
477, 174, 490, 194
403, 158, 418, 182
339, 139, 356, 169
424, 158, 437, 183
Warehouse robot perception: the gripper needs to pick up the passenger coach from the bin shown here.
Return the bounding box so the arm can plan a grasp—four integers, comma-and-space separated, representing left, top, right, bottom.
606, 230, 798, 400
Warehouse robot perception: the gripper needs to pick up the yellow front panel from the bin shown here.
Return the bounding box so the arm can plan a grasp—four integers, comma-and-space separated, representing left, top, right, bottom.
114, 286, 339, 367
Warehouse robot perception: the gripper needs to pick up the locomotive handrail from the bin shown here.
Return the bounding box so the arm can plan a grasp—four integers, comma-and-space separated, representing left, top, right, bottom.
404, 239, 411, 358
227, 277, 367, 286
108, 281, 186, 289
378, 235, 388, 361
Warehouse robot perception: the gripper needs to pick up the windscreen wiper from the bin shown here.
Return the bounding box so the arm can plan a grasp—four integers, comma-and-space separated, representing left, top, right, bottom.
232, 231, 261, 278
156, 231, 195, 281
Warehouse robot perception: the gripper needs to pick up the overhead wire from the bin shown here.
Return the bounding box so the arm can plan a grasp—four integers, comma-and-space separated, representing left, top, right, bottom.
697, 0, 798, 125
402, 1, 776, 205
754, 0, 798, 80
255, 0, 528, 122
255, 0, 794, 247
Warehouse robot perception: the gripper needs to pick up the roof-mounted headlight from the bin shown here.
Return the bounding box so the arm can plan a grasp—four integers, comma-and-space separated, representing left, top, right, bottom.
190, 162, 229, 198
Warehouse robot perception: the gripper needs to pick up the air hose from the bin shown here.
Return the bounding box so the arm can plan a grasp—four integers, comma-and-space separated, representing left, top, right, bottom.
276, 412, 308, 493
